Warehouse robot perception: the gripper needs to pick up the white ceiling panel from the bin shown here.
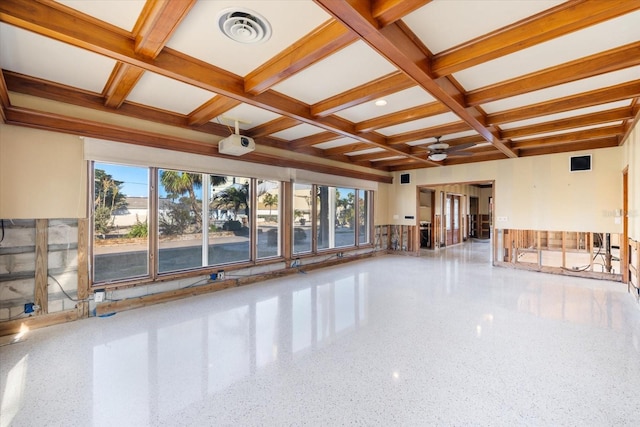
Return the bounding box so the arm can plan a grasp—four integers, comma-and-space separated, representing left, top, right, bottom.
270, 123, 325, 140
0, 23, 115, 93
217, 104, 281, 130
55, 0, 145, 32
404, 0, 562, 54
481, 66, 640, 114
441, 130, 481, 141
126, 72, 216, 115
336, 86, 435, 123
454, 10, 640, 91
377, 112, 460, 136
498, 100, 632, 129
166, 0, 329, 77
272, 40, 397, 104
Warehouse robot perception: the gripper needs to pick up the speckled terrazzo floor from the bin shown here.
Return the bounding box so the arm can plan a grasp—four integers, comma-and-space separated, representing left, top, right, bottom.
2, 241, 640, 426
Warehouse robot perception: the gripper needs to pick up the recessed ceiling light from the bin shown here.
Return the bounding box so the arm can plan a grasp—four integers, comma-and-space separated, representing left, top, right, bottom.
374, 99, 387, 107
217, 8, 272, 44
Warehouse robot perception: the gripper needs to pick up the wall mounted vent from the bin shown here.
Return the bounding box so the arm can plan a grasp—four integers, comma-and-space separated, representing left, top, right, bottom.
570, 155, 591, 172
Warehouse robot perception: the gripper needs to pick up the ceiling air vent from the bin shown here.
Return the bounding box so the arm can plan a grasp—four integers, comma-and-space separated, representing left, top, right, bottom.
217, 8, 272, 44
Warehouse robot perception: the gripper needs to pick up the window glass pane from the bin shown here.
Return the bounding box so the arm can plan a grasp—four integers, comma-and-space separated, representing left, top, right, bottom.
93, 163, 149, 282
158, 170, 203, 273
358, 190, 370, 244
209, 176, 251, 264
317, 185, 331, 250
335, 187, 355, 247
293, 183, 312, 254
257, 180, 280, 259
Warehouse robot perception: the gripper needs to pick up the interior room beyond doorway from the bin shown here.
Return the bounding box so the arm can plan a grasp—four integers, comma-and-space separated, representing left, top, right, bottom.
417, 182, 494, 252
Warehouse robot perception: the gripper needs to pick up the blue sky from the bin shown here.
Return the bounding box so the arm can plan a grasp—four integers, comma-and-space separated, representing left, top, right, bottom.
96, 162, 151, 198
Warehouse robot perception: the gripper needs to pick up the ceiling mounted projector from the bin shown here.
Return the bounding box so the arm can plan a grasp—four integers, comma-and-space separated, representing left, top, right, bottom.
218, 134, 255, 156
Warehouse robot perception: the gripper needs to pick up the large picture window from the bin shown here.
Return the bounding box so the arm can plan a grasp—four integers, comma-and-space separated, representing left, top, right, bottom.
209, 175, 251, 265
158, 169, 203, 273
293, 183, 313, 255
256, 180, 281, 259
295, 184, 372, 255
91, 162, 372, 284
93, 163, 149, 283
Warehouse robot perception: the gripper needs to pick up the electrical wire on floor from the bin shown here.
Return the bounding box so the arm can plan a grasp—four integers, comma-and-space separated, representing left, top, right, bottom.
563, 233, 613, 273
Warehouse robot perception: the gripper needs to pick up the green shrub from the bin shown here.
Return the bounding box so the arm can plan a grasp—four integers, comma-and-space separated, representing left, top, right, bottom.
127, 218, 148, 238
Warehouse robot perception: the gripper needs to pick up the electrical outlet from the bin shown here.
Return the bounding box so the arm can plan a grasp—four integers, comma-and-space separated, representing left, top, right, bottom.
94, 290, 105, 303
217, 270, 225, 280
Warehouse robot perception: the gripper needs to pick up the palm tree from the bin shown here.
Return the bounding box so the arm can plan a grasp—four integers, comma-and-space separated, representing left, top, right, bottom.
94, 169, 127, 236
262, 193, 278, 219
160, 170, 202, 229
212, 182, 249, 219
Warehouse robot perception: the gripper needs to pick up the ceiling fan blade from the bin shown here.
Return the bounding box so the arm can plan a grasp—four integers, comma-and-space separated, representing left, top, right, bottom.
445, 142, 476, 153
448, 150, 474, 157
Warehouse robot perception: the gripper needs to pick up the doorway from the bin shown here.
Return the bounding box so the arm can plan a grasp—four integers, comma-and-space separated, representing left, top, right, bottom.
446, 194, 461, 245
470, 196, 479, 238
416, 181, 494, 255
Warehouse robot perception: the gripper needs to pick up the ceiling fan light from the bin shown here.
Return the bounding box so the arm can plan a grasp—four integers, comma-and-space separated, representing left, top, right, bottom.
429, 153, 447, 161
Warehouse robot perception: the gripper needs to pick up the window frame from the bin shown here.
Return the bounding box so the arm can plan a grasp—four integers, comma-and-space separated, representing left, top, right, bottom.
90, 162, 373, 287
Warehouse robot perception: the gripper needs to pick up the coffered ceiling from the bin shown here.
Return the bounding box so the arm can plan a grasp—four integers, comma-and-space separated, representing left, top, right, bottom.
0, 0, 638, 181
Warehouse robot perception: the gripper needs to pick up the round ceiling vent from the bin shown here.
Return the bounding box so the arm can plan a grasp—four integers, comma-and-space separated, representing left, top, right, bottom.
217, 8, 272, 44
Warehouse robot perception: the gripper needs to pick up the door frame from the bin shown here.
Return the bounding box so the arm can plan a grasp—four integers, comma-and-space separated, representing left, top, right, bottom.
415, 180, 495, 257
622, 166, 629, 284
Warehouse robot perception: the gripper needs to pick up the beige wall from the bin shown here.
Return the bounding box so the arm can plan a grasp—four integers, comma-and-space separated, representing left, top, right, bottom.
0, 123, 86, 218
388, 147, 625, 233
623, 118, 639, 240
374, 184, 390, 225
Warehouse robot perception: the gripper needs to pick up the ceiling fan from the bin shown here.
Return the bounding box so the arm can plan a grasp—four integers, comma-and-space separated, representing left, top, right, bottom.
425, 136, 475, 161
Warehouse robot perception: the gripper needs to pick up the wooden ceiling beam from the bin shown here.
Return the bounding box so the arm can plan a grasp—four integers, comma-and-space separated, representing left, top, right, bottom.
375, 157, 422, 168
289, 131, 344, 149
387, 121, 471, 145
466, 41, 640, 107
188, 96, 242, 126
500, 107, 634, 139
410, 141, 495, 156
518, 136, 619, 157
314, 0, 517, 159
3, 70, 231, 136
431, 0, 640, 77
487, 80, 640, 125
246, 117, 301, 138
102, 0, 195, 109
511, 125, 625, 149
133, 0, 195, 57
103, 63, 145, 109
348, 150, 396, 162
372, 0, 432, 27
324, 142, 376, 156
244, 20, 357, 95
311, 71, 414, 117
441, 151, 507, 166
4, 104, 392, 183
0, 69, 9, 122
0, 0, 432, 166
355, 101, 448, 132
